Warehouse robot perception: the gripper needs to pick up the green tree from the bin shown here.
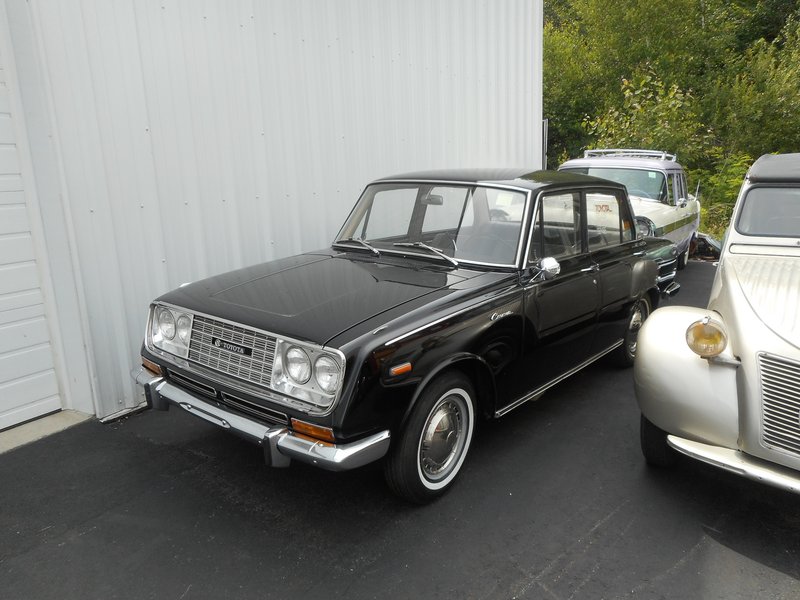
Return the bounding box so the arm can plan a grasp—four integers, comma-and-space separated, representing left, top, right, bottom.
583, 68, 711, 169
712, 18, 800, 157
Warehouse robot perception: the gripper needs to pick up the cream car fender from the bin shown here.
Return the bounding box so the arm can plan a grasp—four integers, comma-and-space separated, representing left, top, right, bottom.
634, 306, 739, 448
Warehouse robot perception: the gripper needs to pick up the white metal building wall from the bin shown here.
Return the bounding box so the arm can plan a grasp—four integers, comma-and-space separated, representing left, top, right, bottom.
6, 0, 543, 419
0, 34, 61, 429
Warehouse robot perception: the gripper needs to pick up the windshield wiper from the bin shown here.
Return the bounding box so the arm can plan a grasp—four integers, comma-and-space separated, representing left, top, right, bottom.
333, 237, 380, 256
392, 242, 459, 267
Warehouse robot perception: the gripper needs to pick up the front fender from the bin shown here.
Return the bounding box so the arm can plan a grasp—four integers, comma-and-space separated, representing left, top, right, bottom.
400, 353, 496, 428
634, 306, 740, 448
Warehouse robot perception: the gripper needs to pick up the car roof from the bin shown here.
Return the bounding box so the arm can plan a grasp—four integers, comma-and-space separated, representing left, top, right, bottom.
559, 149, 683, 172
747, 153, 800, 183
371, 168, 626, 192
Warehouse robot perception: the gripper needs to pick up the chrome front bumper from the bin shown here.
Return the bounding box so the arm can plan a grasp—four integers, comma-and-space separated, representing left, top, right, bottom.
668, 435, 800, 495
131, 366, 390, 471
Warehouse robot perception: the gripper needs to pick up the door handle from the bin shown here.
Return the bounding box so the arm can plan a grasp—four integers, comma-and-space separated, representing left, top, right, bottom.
580, 265, 599, 273
633, 251, 646, 257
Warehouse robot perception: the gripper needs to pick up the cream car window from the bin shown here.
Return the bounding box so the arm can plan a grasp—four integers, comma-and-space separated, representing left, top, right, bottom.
586, 192, 623, 250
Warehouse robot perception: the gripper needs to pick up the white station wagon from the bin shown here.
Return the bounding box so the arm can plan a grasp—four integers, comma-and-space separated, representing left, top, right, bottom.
560, 149, 700, 269
634, 153, 800, 494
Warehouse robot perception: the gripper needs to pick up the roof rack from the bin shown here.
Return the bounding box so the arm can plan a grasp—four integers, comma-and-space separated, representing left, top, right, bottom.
583, 149, 677, 162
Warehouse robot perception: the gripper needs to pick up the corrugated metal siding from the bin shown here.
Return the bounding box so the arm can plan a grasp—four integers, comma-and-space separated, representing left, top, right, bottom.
15, 0, 542, 417
0, 41, 62, 428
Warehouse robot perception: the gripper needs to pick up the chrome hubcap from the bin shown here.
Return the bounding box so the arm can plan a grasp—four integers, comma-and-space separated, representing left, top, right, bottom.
420, 397, 465, 481
627, 301, 648, 356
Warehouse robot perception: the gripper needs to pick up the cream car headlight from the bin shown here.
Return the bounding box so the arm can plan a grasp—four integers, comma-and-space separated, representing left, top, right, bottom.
272, 339, 344, 410
686, 316, 727, 357
635, 216, 656, 238
149, 304, 193, 358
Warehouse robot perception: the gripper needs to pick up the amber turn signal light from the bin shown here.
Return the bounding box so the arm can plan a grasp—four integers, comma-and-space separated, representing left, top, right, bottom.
141, 356, 162, 376
291, 418, 336, 443
389, 362, 413, 377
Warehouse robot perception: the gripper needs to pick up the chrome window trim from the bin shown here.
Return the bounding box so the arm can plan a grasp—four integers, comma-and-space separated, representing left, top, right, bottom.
146, 301, 346, 416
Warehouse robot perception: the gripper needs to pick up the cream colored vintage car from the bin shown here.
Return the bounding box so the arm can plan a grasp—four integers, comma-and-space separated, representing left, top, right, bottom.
634, 153, 800, 494
560, 149, 700, 269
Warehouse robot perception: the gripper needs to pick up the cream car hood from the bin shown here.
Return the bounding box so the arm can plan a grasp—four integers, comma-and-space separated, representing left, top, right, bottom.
725, 254, 800, 350
629, 196, 669, 221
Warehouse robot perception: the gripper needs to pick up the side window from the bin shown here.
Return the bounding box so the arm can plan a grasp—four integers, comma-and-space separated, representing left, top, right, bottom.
678, 174, 688, 202
665, 174, 676, 206
530, 192, 581, 261
586, 191, 624, 249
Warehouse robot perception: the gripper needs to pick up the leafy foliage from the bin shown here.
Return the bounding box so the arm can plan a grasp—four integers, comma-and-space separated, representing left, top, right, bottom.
544, 0, 800, 232
584, 69, 711, 169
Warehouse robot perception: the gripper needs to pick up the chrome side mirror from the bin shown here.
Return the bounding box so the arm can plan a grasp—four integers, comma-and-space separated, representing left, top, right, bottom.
539, 256, 561, 280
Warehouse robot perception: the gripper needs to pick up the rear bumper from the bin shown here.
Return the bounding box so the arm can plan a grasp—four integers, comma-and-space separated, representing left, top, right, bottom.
131, 366, 390, 471
668, 435, 800, 495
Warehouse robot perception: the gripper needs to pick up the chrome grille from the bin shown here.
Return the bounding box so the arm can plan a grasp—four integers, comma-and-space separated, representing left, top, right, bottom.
189, 315, 277, 387
760, 353, 800, 456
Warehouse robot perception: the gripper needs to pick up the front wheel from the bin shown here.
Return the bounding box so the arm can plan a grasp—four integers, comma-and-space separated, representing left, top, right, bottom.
384, 372, 476, 504
611, 295, 651, 367
640, 415, 677, 467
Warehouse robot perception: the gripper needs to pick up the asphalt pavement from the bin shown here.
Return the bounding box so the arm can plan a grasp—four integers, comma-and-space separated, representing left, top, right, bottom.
2, 260, 799, 599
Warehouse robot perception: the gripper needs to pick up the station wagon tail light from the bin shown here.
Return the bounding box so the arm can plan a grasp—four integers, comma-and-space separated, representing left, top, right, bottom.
686, 317, 727, 358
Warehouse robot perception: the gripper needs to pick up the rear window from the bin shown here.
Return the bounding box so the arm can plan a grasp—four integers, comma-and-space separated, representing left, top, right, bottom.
736, 187, 800, 237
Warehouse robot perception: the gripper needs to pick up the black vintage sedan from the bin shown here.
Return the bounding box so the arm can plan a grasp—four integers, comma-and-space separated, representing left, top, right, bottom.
133, 169, 662, 503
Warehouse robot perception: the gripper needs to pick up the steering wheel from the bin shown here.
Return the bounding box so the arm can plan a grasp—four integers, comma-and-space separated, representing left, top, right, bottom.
627, 188, 654, 199
489, 209, 509, 222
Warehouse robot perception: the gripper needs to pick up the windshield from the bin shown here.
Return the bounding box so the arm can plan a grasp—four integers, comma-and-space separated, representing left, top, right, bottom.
736, 187, 800, 237
335, 183, 527, 266
563, 167, 667, 202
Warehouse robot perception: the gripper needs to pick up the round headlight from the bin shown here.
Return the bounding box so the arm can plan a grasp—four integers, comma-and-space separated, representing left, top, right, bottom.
285, 346, 311, 384
635, 216, 655, 238
158, 307, 176, 340
314, 355, 341, 394
176, 314, 192, 344
686, 317, 727, 357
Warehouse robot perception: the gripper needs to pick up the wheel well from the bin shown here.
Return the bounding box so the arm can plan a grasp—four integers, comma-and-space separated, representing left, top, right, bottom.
402, 357, 497, 428
446, 359, 496, 420
647, 287, 660, 311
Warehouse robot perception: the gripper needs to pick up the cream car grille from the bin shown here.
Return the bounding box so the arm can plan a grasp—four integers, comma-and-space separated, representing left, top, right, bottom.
760, 353, 800, 456
188, 315, 277, 387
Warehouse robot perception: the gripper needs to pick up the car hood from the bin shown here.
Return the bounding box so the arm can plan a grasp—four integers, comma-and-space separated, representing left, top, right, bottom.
157, 252, 475, 346
629, 196, 671, 222
725, 254, 800, 349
